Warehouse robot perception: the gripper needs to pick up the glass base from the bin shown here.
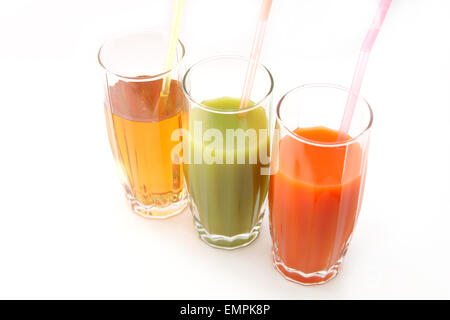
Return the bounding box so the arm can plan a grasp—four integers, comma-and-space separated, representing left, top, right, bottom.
193, 213, 264, 250
125, 192, 188, 219
272, 249, 346, 286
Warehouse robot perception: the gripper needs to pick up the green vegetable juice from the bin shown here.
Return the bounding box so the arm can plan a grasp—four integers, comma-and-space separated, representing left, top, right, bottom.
184, 97, 270, 248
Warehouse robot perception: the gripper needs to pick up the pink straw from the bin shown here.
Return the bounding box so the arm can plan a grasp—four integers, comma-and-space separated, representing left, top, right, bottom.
338, 0, 392, 138
239, 0, 273, 109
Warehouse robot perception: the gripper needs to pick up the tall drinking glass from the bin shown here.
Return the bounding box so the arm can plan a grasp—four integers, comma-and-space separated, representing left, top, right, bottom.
182, 56, 274, 249
99, 31, 188, 218
269, 84, 372, 285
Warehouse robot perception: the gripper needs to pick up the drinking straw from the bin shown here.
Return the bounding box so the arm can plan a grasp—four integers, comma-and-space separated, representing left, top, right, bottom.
155, 0, 184, 116
239, 0, 273, 109
338, 0, 392, 138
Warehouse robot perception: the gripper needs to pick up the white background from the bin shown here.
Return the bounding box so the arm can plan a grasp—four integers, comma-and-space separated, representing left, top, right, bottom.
0, 0, 449, 299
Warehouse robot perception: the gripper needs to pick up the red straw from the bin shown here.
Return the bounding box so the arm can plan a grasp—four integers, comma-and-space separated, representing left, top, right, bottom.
239, 0, 273, 109
338, 0, 392, 139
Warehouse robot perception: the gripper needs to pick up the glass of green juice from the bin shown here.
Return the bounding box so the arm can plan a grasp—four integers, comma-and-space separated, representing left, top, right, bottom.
181, 56, 274, 249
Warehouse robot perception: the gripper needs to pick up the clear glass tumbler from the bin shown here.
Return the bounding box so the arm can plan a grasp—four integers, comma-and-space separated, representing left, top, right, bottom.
182, 56, 274, 249
269, 84, 372, 285
99, 31, 188, 218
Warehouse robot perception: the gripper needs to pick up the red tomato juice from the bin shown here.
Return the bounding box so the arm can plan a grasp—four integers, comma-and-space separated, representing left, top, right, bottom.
269, 126, 364, 284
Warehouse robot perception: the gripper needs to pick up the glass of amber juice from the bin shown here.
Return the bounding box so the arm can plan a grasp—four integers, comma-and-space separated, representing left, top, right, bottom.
98, 31, 188, 218
269, 84, 373, 285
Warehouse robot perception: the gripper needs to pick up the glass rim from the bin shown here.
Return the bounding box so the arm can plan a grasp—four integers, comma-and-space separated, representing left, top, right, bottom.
182, 55, 274, 114
277, 83, 373, 147
97, 30, 185, 81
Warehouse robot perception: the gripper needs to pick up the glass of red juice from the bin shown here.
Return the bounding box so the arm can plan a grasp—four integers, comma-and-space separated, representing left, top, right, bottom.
269, 84, 373, 285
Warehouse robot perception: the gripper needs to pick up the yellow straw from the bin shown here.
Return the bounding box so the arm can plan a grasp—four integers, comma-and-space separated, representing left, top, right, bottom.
153, 0, 184, 118
160, 0, 184, 98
